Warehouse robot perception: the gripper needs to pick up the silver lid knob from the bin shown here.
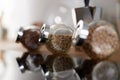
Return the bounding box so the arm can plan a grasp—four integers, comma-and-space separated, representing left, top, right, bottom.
39, 24, 50, 43
72, 20, 89, 46
16, 27, 24, 42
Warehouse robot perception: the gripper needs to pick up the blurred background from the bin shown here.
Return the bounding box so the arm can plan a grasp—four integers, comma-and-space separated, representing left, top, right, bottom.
0, 0, 119, 40
0, 0, 120, 80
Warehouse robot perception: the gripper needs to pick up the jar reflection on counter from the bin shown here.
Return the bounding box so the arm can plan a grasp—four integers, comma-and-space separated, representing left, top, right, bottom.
16, 51, 44, 73
75, 60, 119, 80
52, 55, 80, 80
75, 59, 98, 80
45, 53, 72, 72
92, 61, 119, 80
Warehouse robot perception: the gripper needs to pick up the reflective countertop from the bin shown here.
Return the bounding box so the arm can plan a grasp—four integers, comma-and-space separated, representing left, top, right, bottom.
0, 40, 120, 80
1, 50, 45, 80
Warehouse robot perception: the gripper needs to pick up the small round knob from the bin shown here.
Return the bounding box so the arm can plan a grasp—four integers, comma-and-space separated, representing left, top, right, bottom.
16, 27, 24, 42
84, 0, 90, 7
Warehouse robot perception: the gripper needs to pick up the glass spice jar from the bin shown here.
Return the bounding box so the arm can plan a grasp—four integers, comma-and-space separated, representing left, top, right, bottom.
83, 20, 119, 60
45, 24, 73, 54
73, 20, 119, 60
16, 26, 41, 51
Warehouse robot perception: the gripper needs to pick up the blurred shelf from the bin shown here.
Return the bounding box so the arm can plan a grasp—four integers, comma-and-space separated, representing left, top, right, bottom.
0, 40, 27, 52
0, 40, 120, 62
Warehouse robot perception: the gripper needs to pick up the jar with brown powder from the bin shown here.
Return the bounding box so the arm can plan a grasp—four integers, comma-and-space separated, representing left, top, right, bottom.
73, 20, 119, 60
83, 20, 119, 60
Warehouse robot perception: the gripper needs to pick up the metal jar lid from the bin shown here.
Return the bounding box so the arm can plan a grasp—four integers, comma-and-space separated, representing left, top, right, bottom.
72, 0, 102, 25
16, 27, 24, 42
16, 26, 42, 50
39, 24, 50, 43
16, 25, 40, 43
72, 20, 89, 46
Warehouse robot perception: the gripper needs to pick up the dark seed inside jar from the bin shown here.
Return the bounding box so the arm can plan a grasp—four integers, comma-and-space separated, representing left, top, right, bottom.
21, 29, 41, 51
46, 34, 72, 54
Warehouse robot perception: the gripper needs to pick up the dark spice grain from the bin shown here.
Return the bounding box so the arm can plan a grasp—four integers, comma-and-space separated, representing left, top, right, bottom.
46, 34, 72, 54
21, 29, 41, 51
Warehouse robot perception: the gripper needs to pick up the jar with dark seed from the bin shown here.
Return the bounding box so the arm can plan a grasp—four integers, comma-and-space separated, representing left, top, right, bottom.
83, 20, 119, 60
16, 26, 42, 51
45, 24, 73, 54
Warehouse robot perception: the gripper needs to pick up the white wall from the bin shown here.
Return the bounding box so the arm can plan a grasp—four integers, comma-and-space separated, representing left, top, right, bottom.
0, 0, 118, 40
0, 0, 48, 40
